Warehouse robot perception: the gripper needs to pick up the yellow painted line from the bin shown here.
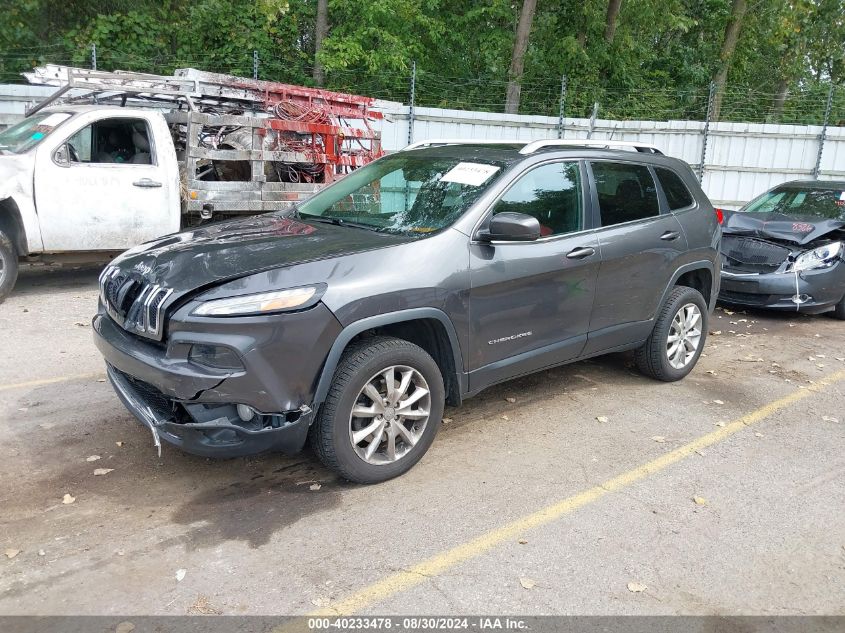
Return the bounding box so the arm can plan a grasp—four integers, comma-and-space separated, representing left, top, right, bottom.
306, 369, 845, 617
0, 372, 104, 392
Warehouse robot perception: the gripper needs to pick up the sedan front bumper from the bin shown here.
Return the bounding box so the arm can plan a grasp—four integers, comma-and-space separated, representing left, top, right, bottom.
719, 262, 845, 314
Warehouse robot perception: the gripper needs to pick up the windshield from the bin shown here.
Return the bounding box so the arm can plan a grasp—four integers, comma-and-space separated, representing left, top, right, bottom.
742, 186, 845, 220
0, 112, 72, 154
297, 154, 505, 234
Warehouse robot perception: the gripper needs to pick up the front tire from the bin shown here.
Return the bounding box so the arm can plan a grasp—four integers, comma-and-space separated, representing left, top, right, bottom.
0, 230, 19, 303
310, 336, 445, 484
636, 286, 708, 381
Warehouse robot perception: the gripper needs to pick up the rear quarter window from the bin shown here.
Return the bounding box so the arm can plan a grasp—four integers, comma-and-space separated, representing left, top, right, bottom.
656, 167, 694, 210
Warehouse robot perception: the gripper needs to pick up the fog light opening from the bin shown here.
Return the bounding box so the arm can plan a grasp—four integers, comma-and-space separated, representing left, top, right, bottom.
791, 293, 811, 305
236, 404, 256, 422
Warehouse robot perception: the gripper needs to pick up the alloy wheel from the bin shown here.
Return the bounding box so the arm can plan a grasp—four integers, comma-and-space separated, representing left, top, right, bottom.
666, 303, 702, 369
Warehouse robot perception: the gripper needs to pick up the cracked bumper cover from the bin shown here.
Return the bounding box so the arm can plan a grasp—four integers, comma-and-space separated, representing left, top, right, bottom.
719, 262, 845, 313
92, 302, 343, 457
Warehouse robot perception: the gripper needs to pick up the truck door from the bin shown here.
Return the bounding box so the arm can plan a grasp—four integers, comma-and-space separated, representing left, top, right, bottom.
33, 111, 180, 252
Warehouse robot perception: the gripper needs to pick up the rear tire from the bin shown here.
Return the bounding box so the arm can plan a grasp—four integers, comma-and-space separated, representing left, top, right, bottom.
310, 336, 445, 484
636, 286, 708, 382
0, 230, 19, 303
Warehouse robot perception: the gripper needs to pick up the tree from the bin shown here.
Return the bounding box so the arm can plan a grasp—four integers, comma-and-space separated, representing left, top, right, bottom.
711, 0, 748, 120
604, 0, 623, 43
313, 0, 328, 86
504, 0, 538, 114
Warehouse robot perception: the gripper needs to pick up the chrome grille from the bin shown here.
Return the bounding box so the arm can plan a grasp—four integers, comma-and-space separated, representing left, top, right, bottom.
99, 265, 173, 340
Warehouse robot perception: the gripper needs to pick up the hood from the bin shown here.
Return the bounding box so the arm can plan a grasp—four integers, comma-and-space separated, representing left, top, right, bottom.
722, 210, 845, 246
111, 213, 414, 296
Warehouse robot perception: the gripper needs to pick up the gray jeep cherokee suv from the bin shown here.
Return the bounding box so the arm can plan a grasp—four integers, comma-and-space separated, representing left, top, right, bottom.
93, 139, 721, 483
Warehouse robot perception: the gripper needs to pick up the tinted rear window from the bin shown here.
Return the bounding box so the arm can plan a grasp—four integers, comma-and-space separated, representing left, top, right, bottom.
656, 167, 694, 210
592, 162, 660, 226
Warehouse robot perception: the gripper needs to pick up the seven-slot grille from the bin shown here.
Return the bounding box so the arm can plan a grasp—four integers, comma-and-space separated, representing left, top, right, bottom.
99, 265, 173, 340
721, 235, 791, 273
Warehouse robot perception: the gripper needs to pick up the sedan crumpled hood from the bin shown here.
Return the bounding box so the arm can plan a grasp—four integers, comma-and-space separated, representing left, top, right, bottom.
110, 213, 413, 297
722, 210, 845, 245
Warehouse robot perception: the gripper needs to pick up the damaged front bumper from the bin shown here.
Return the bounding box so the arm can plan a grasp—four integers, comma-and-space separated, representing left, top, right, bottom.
92, 302, 342, 458
719, 262, 845, 313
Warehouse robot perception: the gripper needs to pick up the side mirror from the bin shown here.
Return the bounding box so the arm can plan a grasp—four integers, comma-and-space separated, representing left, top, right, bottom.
478, 212, 541, 242
53, 144, 70, 167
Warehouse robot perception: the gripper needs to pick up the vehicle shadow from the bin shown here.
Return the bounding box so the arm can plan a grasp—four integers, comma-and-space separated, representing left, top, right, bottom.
13, 263, 104, 297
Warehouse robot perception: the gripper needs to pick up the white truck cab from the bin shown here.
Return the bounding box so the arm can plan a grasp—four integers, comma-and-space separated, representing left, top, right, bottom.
0, 106, 181, 299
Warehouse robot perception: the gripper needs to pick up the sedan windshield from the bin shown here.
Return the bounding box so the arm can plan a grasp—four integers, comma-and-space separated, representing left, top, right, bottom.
743, 186, 845, 220
297, 154, 505, 234
0, 111, 72, 154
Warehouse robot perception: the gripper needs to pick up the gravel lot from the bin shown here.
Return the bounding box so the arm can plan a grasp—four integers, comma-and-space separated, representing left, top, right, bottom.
1, 263, 844, 616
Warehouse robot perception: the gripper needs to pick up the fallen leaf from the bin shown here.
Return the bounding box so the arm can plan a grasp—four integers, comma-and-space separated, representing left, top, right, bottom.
822, 416, 840, 423
5, 549, 20, 559
115, 622, 135, 633
518, 539, 528, 545
175, 568, 187, 582
754, 432, 764, 438
519, 577, 536, 589
85, 455, 101, 462
709, 330, 722, 335
596, 416, 609, 423
651, 436, 666, 443
693, 496, 708, 506
712, 399, 724, 405
501, 415, 510, 421
627, 582, 647, 593
836, 357, 844, 362
441, 417, 452, 424
505, 397, 516, 403
115, 441, 124, 447
93, 468, 114, 476
188, 595, 222, 615
706, 370, 716, 375
97, 378, 106, 383
723, 309, 735, 315
62, 493, 75, 505
309, 483, 321, 491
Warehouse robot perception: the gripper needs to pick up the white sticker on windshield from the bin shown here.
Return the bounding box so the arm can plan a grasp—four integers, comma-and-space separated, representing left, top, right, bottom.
38, 113, 72, 127
440, 162, 500, 187
839, 191, 845, 201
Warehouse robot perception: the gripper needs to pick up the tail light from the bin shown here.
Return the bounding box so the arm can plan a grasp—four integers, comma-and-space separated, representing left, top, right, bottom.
715, 208, 724, 224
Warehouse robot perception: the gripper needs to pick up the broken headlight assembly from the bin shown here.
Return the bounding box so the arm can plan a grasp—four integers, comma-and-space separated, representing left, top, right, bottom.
192, 284, 325, 317
786, 241, 843, 273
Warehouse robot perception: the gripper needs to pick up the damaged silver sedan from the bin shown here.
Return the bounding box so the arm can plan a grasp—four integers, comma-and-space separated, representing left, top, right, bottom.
719, 180, 845, 318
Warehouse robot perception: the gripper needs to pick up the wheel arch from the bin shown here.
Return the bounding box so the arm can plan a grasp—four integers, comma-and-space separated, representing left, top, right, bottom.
313, 308, 466, 409
656, 260, 717, 315
0, 197, 28, 255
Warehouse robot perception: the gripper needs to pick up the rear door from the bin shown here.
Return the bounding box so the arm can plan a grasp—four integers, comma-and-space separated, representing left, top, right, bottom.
468, 160, 600, 389
583, 160, 688, 355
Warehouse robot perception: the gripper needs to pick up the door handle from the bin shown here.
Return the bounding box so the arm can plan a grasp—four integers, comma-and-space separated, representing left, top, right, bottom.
566, 246, 596, 259
660, 231, 681, 241
133, 178, 162, 188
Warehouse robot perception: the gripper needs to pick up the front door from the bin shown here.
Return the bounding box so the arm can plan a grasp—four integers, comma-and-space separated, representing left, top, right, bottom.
33, 114, 174, 252
468, 160, 600, 390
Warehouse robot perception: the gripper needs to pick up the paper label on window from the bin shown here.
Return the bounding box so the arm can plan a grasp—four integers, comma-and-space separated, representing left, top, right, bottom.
440, 162, 500, 187
839, 191, 845, 201
39, 112, 72, 127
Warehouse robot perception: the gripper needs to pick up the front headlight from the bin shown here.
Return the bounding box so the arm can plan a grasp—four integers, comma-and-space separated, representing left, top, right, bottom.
788, 242, 843, 272
192, 286, 320, 317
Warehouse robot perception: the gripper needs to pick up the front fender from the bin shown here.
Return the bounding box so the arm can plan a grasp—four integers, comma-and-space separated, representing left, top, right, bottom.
0, 153, 42, 253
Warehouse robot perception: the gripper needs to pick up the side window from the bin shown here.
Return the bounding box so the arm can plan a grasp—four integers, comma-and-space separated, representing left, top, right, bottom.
592, 161, 660, 226
656, 167, 694, 210
492, 161, 582, 236
66, 118, 153, 165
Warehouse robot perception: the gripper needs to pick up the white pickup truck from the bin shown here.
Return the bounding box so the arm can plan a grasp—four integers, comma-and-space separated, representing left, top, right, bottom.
0, 106, 183, 299
0, 66, 384, 301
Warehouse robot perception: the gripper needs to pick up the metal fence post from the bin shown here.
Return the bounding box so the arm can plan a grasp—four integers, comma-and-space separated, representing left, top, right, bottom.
557, 75, 567, 139
587, 102, 599, 139
407, 60, 417, 145
91, 43, 97, 71
813, 84, 834, 179
253, 50, 259, 80
698, 81, 716, 183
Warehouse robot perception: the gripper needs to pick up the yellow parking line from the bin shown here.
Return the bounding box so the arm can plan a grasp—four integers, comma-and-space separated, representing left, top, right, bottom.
0, 372, 104, 392
308, 369, 845, 617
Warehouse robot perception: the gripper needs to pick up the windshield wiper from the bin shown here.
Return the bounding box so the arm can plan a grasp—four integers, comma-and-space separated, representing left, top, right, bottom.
298, 213, 390, 233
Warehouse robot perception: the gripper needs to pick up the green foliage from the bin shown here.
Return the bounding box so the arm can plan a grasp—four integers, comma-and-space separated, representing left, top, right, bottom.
1, 0, 844, 123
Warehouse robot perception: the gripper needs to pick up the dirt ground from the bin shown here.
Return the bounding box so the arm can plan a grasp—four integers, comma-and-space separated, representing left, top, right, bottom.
1, 263, 844, 616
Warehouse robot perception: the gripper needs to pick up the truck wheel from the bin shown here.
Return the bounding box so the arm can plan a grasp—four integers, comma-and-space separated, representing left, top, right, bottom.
636, 286, 708, 382
311, 336, 445, 484
0, 230, 19, 303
